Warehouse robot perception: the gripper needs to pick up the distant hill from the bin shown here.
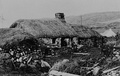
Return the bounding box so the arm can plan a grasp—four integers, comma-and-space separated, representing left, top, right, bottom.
66, 11, 120, 28
107, 22, 120, 28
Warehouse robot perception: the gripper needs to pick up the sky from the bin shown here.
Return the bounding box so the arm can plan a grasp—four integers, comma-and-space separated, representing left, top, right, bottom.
0, 0, 120, 28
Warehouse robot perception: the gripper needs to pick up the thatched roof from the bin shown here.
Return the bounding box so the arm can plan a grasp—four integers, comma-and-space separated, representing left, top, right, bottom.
10, 19, 78, 38
0, 28, 35, 46
71, 25, 101, 38
10, 18, 101, 38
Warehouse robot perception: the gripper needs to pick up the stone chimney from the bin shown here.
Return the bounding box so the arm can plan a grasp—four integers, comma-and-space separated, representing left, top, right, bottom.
55, 13, 66, 23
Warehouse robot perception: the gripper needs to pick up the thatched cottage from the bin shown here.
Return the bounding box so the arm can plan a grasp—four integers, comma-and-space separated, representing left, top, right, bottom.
10, 13, 101, 47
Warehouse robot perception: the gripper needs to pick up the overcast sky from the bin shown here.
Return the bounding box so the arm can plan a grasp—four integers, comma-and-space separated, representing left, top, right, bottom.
0, 0, 120, 28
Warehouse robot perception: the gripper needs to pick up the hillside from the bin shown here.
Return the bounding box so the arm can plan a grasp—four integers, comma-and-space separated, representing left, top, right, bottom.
66, 11, 120, 28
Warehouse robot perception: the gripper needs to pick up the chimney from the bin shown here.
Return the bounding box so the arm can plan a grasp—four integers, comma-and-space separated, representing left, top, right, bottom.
55, 13, 66, 23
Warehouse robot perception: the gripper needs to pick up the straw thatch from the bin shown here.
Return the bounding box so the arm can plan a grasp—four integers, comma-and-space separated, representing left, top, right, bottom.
0, 28, 35, 46
10, 19, 78, 38
71, 25, 101, 38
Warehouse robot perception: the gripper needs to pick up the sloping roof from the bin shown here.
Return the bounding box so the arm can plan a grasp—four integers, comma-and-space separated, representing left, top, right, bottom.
100, 29, 116, 37
71, 25, 101, 38
0, 28, 35, 46
10, 19, 78, 38
10, 18, 101, 38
